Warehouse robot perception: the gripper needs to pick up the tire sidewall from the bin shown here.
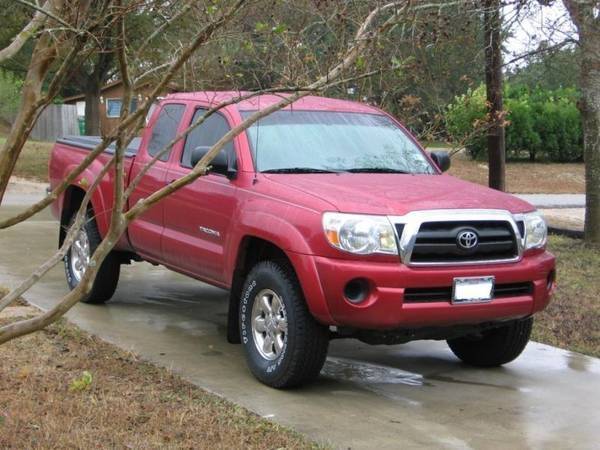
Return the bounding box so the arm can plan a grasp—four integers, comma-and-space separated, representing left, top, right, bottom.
240, 263, 297, 385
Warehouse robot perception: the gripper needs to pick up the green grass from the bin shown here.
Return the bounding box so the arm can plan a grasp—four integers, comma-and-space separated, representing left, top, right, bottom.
0, 135, 53, 182
533, 235, 600, 357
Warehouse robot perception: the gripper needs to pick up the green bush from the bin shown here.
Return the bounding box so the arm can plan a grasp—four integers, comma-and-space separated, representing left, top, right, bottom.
445, 84, 583, 162
0, 70, 22, 125
446, 85, 488, 159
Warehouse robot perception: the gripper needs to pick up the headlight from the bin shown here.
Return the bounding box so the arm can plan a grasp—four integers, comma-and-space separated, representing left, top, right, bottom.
322, 212, 398, 255
522, 211, 547, 249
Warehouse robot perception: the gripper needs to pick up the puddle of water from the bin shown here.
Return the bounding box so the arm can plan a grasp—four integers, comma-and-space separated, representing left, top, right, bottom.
323, 356, 427, 387
426, 373, 519, 392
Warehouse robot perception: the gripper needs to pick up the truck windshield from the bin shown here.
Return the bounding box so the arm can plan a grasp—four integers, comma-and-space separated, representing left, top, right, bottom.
242, 110, 435, 174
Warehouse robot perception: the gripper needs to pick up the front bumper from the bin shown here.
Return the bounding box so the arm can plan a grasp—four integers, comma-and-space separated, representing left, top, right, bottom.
290, 250, 556, 329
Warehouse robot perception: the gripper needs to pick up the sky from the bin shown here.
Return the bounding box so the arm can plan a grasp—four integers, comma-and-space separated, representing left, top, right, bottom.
504, 1, 576, 68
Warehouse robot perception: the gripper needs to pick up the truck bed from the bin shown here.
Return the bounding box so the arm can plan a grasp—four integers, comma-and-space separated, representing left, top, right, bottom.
56, 135, 141, 158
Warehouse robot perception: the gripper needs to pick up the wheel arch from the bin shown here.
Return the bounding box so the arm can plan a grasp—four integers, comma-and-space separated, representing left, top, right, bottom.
226, 235, 331, 344
59, 185, 88, 247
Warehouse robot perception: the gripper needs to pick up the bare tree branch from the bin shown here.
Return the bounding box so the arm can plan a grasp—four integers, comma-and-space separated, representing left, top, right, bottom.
0, 155, 115, 313
0, 0, 248, 225
0, 0, 50, 63
0, 0, 405, 344
14, 0, 77, 31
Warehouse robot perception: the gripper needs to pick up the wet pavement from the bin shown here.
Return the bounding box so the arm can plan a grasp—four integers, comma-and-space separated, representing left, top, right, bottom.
1, 201, 599, 449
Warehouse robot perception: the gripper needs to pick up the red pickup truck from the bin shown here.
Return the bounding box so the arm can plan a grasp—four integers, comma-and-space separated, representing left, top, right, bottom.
50, 92, 556, 388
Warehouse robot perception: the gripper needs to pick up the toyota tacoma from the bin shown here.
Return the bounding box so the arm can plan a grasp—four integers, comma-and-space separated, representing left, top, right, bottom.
49, 92, 556, 388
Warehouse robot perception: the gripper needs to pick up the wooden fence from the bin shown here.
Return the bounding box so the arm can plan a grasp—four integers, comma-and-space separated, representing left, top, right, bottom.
30, 104, 79, 141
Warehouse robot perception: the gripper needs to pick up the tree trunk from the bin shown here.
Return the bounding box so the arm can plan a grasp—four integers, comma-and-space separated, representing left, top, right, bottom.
563, 0, 600, 243
84, 77, 101, 135
483, 0, 506, 192
0, 33, 56, 203
579, 27, 600, 242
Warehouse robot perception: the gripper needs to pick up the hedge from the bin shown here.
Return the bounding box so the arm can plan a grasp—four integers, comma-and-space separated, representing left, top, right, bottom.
446, 84, 583, 162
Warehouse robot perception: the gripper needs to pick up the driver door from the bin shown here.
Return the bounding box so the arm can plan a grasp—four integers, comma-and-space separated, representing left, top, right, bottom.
161, 107, 239, 285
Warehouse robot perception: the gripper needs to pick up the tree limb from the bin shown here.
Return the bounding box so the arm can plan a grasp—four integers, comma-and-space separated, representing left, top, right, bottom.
0, 0, 50, 63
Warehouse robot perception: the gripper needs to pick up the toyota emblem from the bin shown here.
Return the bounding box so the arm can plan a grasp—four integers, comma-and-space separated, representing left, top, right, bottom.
456, 229, 478, 250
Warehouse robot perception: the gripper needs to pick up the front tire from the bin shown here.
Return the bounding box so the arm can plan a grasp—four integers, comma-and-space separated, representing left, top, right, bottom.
447, 317, 533, 367
63, 210, 120, 304
240, 260, 329, 388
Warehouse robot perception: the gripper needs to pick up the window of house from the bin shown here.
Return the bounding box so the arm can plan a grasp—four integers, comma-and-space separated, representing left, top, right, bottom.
106, 97, 139, 118
106, 98, 122, 118
181, 108, 234, 168
147, 103, 185, 161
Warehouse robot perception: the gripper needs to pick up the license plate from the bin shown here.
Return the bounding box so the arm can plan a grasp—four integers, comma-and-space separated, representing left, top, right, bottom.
452, 276, 495, 304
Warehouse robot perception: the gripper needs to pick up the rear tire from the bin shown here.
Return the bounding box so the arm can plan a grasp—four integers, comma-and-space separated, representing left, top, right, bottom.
447, 317, 533, 367
63, 210, 120, 304
240, 260, 329, 388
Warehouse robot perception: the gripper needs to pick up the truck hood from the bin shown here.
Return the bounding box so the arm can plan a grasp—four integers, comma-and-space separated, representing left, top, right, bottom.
263, 173, 535, 215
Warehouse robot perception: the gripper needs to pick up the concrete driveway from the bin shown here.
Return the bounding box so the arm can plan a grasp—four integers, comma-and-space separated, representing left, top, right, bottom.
1, 202, 599, 449
515, 194, 585, 209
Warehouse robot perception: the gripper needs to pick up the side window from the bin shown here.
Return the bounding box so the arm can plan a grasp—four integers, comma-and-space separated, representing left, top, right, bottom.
147, 103, 185, 161
181, 108, 234, 168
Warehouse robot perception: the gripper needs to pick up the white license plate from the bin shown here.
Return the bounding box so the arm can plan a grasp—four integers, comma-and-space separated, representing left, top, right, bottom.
452, 276, 495, 304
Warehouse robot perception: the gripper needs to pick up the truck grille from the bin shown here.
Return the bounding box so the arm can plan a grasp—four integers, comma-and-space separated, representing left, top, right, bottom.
404, 282, 532, 303
405, 220, 519, 264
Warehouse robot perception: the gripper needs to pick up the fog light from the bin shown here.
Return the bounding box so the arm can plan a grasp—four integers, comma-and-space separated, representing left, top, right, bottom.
344, 278, 370, 304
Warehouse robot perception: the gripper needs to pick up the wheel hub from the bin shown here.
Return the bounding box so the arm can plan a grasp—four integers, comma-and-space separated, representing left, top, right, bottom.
251, 289, 288, 360
70, 228, 90, 283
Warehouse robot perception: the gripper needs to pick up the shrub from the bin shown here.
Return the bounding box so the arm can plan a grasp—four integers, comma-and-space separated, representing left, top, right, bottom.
0, 70, 22, 125
445, 84, 583, 162
445, 85, 488, 159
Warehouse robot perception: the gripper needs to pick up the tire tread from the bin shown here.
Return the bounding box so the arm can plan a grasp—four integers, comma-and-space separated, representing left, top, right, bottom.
241, 260, 329, 388
65, 211, 120, 304
447, 318, 533, 367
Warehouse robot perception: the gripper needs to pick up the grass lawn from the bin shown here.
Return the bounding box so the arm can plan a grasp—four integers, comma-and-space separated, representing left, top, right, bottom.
533, 235, 600, 357
0, 304, 317, 448
0, 135, 54, 183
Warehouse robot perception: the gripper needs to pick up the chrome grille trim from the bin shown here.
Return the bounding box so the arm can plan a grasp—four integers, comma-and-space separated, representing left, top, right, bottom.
388, 209, 525, 267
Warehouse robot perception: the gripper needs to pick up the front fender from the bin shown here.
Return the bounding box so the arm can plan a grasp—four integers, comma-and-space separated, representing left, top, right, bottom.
226, 210, 334, 324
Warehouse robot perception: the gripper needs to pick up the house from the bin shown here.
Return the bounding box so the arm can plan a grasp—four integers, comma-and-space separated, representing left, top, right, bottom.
62, 80, 177, 134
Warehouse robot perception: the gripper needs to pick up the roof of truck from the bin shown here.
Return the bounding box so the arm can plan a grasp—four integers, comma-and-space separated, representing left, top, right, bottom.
165, 91, 381, 114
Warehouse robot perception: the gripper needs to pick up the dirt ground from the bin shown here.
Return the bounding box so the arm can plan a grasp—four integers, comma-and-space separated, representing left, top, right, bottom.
448, 154, 585, 194
0, 310, 316, 449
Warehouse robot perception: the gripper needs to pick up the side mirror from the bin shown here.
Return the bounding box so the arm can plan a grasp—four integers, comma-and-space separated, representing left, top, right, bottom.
430, 151, 451, 173
190, 146, 236, 178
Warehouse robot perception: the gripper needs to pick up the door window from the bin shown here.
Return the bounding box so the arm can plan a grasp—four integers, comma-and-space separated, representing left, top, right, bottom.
181, 108, 234, 168
147, 103, 185, 161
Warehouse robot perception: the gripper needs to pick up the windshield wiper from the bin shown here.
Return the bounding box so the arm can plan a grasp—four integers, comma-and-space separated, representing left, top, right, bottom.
346, 167, 410, 174
262, 167, 340, 174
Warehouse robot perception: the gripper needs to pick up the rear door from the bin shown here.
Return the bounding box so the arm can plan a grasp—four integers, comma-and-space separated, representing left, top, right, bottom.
127, 102, 186, 262
162, 107, 239, 284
